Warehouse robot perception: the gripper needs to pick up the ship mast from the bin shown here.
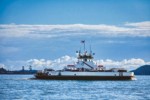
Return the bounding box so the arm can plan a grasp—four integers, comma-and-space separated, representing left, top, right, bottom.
77, 40, 94, 62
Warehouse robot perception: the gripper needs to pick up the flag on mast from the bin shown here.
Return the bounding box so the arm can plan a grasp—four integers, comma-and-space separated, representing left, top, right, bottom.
81, 40, 85, 43
81, 40, 85, 51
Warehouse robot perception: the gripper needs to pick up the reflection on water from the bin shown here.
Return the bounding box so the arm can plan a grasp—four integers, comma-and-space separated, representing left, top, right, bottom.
0, 75, 150, 100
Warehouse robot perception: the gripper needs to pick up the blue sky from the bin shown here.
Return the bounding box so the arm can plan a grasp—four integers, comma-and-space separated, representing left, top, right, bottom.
0, 0, 150, 24
0, 0, 150, 70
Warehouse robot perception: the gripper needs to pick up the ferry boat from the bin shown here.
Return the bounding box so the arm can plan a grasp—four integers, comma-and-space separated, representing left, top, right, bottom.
35, 41, 134, 80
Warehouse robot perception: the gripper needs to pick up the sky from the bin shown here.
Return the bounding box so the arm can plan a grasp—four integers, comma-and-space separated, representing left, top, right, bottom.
0, 0, 150, 70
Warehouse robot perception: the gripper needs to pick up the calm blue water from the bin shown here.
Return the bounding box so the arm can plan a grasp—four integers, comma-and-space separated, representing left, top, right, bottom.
0, 75, 150, 100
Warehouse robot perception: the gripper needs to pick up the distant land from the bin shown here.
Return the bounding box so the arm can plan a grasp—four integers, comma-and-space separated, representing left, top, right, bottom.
0, 66, 38, 74
131, 65, 150, 75
0, 65, 150, 75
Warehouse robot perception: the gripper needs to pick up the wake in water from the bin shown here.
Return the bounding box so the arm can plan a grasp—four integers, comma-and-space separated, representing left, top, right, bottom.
132, 77, 137, 80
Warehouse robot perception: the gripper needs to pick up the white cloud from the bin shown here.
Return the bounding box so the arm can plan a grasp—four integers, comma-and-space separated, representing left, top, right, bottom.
0, 63, 6, 68
0, 60, 27, 71
125, 21, 150, 29
27, 55, 77, 70
0, 21, 150, 38
96, 58, 150, 70
2, 56, 150, 71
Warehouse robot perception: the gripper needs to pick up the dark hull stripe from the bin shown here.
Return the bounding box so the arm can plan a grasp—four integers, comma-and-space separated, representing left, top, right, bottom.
35, 75, 133, 80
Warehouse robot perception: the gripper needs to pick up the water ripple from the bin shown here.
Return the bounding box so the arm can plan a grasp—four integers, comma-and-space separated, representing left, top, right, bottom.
0, 75, 150, 100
